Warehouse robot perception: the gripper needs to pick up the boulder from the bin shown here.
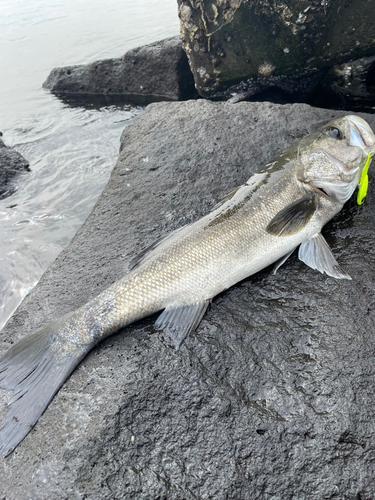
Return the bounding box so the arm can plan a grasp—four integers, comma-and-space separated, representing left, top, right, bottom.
311, 55, 375, 113
43, 36, 197, 104
0, 137, 29, 199
177, 0, 375, 100
0, 100, 375, 499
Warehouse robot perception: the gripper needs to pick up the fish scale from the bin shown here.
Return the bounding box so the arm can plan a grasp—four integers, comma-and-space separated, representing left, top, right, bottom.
0, 114, 374, 456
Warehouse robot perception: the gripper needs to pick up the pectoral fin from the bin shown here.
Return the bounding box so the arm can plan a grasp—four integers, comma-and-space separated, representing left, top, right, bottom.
155, 300, 210, 349
298, 233, 351, 280
266, 192, 317, 237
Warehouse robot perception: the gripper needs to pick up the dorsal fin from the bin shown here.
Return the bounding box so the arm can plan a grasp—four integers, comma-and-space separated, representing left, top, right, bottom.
211, 186, 241, 210
212, 172, 269, 212
128, 226, 185, 271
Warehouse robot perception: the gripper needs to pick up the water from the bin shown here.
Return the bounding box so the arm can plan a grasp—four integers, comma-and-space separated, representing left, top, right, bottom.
0, 0, 180, 330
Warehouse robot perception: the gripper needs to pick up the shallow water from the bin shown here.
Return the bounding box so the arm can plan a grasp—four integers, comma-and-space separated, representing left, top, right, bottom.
0, 0, 180, 329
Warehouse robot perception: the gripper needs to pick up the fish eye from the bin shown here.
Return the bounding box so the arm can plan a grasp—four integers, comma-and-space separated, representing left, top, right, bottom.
326, 127, 342, 140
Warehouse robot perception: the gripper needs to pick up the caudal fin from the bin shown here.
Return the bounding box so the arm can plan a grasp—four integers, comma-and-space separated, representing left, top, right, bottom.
0, 315, 89, 457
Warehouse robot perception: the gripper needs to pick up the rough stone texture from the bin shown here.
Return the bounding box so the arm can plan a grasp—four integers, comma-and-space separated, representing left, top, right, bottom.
0, 137, 30, 199
177, 0, 375, 99
1, 100, 375, 499
43, 36, 197, 104
311, 55, 375, 113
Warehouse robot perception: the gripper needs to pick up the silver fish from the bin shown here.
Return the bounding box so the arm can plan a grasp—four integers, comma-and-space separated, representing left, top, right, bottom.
0, 114, 374, 457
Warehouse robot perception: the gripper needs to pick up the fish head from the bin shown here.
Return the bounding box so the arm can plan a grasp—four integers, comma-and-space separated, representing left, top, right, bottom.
297, 115, 375, 205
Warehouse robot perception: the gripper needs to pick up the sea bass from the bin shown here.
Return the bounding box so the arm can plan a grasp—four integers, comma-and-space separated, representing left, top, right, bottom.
0, 115, 374, 457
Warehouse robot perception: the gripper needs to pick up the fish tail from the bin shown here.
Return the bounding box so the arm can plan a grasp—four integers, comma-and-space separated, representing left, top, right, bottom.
0, 313, 92, 457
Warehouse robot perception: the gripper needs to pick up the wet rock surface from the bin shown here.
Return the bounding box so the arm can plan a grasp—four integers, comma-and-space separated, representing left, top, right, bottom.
311, 55, 375, 113
0, 137, 29, 200
177, 0, 375, 99
0, 100, 375, 499
43, 36, 197, 104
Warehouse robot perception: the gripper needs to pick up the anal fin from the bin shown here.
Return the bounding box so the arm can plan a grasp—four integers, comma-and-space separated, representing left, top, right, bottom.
298, 233, 351, 280
155, 300, 210, 349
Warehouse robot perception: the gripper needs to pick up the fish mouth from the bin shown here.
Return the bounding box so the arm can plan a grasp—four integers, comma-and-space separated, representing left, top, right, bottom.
349, 123, 366, 149
347, 116, 375, 155
307, 150, 360, 204
323, 150, 359, 176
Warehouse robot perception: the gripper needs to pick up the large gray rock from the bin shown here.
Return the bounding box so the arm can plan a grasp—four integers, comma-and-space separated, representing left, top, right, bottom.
177, 0, 375, 100
43, 36, 197, 104
0, 137, 29, 199
1, 100, 375, 499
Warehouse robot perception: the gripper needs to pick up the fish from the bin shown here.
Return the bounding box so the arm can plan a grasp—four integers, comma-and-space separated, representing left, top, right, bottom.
0, 114, 374, 457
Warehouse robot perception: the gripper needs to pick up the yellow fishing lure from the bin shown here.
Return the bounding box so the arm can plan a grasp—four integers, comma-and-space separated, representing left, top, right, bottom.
357, 152, 371, 205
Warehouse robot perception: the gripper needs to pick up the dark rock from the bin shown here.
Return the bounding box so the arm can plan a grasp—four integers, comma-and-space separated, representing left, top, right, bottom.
227, 67, 327, 104
0, 138, 30, 199
43, 36, 197, 104
177, 0, 375, 100
1, 100, 375, 499
311, 55, 375, 113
